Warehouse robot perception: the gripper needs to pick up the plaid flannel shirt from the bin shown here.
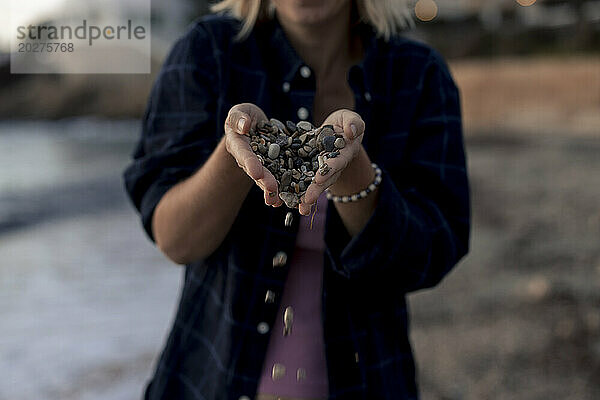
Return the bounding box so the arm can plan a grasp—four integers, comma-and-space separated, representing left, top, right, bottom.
123, 13, 470, 400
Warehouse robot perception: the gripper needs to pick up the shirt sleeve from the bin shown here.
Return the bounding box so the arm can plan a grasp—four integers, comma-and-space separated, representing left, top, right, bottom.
324, 50, 471, 293
122, 23, 220, 242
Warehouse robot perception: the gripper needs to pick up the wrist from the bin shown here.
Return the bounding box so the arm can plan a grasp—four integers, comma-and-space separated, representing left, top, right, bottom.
328, 146, 375, 195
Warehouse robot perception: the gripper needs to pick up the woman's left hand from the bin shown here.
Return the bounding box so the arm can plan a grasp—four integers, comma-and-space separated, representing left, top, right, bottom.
299, 109, 366, 215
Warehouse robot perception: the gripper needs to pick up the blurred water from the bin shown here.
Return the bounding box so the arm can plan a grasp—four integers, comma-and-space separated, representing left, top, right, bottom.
0, 119, 181, 400
0, 119, 140, 231
0, 118, 137, 193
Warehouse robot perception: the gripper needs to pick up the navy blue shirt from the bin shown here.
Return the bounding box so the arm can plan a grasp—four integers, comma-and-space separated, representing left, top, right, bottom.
123, 13, 470, 400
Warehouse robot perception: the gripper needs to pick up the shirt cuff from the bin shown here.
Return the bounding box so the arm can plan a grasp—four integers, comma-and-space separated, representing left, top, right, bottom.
324, 168, 425, 281
138, 178, 180, 243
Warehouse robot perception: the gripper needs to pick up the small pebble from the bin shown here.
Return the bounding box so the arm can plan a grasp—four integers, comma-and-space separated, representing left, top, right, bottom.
268, 143, 280, 159
322, 135, 336, 152
279, 192, 300, 208
334, 137, 346, 149
270, 118, 286, 134
276, 135, 288, 147
297, 121, 313, 131
286, 120, 297, 134
281, 171, 292, 187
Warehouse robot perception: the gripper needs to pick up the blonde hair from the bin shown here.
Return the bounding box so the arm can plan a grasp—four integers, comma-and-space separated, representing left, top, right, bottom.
210, 0, 413, 40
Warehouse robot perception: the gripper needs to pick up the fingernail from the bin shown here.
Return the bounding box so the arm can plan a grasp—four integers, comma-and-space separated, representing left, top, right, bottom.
237, 118, 246, 132
350, 124, 357, 138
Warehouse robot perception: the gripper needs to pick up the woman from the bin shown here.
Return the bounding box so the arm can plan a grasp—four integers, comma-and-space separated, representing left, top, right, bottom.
123, 0, 470, 399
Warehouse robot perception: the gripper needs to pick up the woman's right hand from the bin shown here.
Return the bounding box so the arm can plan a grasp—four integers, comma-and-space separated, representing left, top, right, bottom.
224, 103, 282, 207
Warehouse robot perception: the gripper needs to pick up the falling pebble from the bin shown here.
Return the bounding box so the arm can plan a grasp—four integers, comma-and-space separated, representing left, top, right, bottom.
285, 212, 293, 227
272, 363, 286, 381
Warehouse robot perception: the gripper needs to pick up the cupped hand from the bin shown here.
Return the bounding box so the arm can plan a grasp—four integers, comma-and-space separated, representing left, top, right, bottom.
224, 103, 283, 207
298, 109, 365, 215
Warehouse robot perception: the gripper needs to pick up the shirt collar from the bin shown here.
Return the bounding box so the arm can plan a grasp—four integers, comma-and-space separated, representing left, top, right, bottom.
259, 14, 379, 91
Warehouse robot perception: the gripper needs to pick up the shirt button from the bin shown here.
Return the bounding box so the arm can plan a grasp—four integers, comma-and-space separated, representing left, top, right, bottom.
297, 107, 309, 120
364, 92, 372, 102
300, 65, 311, 78
272, 251, 287, 268
265, 290, 275, 303
257, 321, 270, 334
282, 81, 290, 93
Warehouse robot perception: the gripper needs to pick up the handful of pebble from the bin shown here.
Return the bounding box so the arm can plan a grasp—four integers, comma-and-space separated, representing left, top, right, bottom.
248, 118, 346, 209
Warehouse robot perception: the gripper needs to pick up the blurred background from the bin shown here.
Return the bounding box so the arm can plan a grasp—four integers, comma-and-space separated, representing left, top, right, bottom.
0, 0, 599, 399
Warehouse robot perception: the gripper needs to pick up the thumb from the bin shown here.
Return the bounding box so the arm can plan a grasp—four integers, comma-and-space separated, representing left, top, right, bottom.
226, 110, 251, 135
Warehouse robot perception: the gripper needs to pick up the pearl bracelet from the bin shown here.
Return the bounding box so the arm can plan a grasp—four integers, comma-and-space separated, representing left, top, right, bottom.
325, 163, 382, 203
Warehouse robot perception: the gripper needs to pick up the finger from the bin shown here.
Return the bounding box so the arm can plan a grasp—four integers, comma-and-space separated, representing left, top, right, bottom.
341, 110, 365, 141
226, 109, 252, 135
298, 202, 312, 216
227, 134, 265, 180
238, 102, 268, 123
263, 185, 279, 206
260, 168, 280, 205
310, 150, 351, 188
298, 193, 312, 216
226, 130, 281, 204
303, 168, 343, 208
300, 151, 353, 207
